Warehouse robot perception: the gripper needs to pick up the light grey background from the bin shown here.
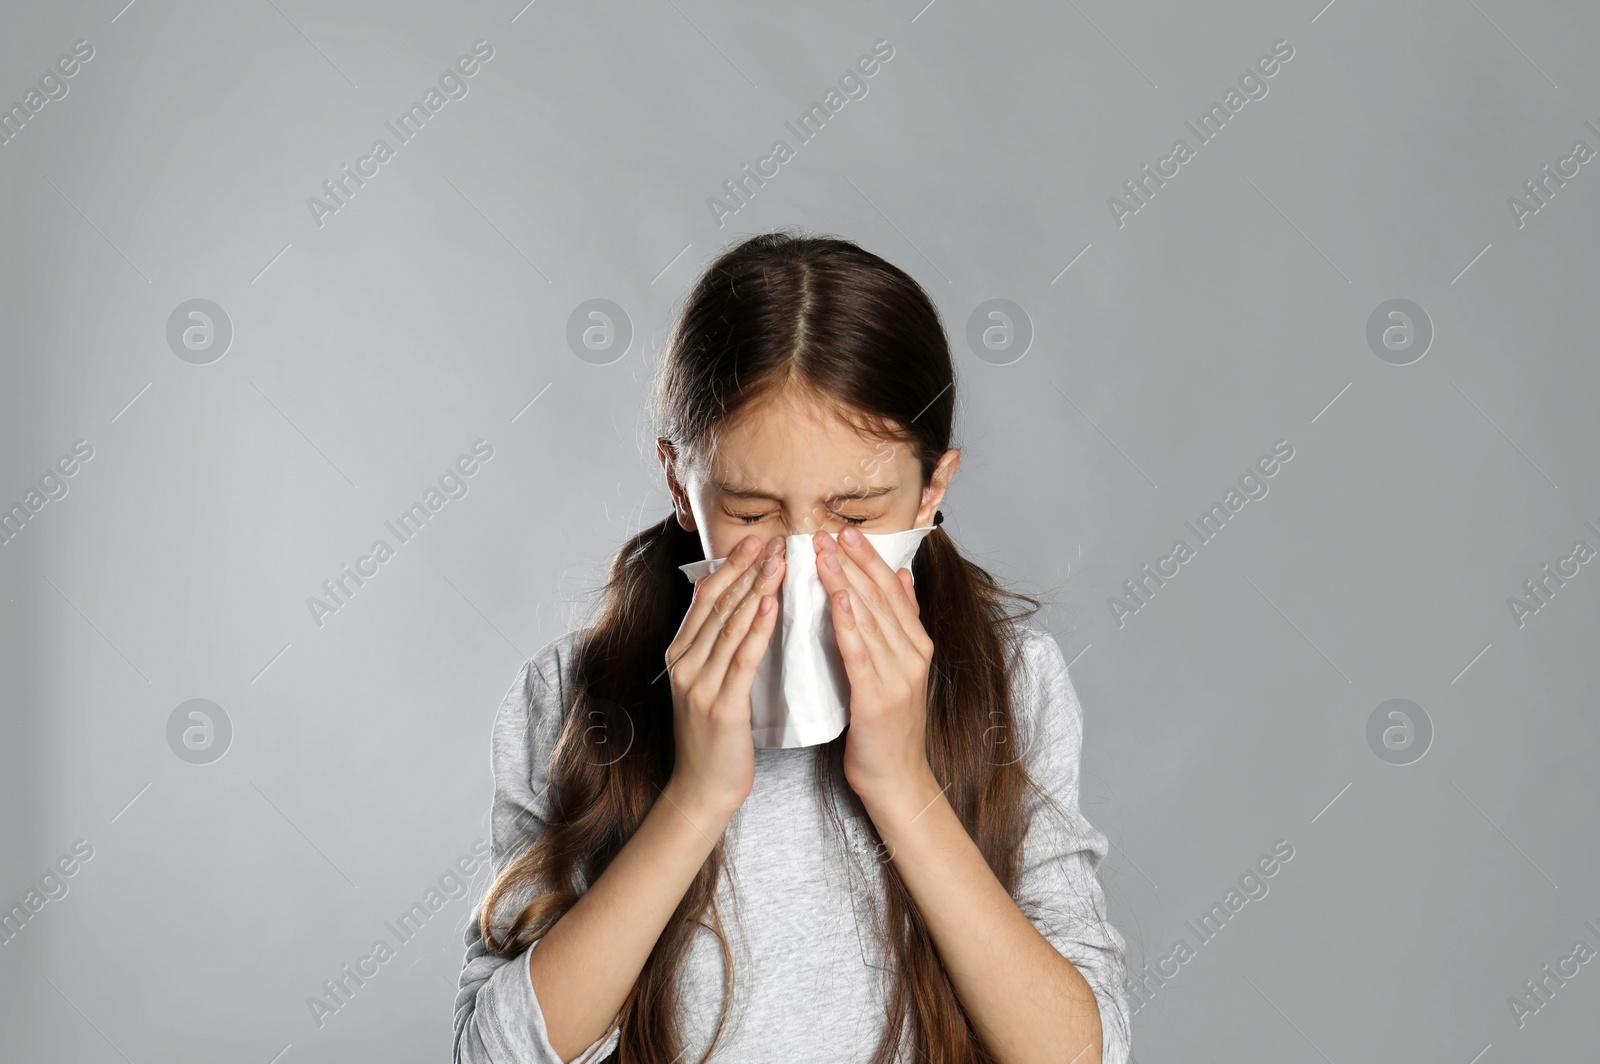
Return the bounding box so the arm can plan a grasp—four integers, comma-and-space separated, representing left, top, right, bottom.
2, 0, 1597, 1061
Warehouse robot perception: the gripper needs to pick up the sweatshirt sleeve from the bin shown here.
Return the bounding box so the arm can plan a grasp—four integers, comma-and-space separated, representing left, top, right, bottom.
453, 643, 624, 1064
1009, 628, 1133, 1064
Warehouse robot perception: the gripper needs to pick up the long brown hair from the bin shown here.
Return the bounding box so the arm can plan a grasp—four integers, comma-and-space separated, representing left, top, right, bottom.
479, 229, 1103, 1062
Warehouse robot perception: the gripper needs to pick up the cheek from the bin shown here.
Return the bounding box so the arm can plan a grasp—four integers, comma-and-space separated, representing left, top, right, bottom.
705, 521, 749, 562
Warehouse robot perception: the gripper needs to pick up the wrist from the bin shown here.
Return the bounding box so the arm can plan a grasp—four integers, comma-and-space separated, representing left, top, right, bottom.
659, 776, 740, 835
857, 762, 944, 827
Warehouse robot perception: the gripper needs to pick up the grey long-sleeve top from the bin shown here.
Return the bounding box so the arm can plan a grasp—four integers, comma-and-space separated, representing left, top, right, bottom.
453, 623, 1132, 1063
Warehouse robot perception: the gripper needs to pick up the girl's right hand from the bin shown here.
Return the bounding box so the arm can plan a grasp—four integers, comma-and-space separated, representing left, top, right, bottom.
663, 533, 786, 821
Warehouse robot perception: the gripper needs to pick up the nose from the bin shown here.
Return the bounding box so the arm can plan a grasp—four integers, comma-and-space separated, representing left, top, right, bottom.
780, 511, 819, 538
786, 512, 844, 539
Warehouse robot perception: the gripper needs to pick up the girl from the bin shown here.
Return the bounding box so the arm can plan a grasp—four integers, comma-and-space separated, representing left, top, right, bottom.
453, 231, 1131, 1063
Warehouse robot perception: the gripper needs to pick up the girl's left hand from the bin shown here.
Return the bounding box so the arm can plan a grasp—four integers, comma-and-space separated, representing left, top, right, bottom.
813, 527, 937, 807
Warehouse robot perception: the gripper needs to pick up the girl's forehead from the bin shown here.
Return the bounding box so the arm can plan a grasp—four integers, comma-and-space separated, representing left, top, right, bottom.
689, 388, 917, 491
703, 447, 897, 493
696, 438, 912, 504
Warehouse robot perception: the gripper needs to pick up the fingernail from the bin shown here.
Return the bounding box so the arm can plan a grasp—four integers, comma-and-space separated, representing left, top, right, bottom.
761, 554, 779, 575
841, 527, 861, 545
823, 548, 841, 572
838, 589, 852, 611
738, 537, 758, 555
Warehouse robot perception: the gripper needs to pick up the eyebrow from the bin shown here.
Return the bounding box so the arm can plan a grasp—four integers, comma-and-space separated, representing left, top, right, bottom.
712, 479, 897, 504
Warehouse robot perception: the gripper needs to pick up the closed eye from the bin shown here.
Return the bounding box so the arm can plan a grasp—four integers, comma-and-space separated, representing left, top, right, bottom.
728, 511, 872, 525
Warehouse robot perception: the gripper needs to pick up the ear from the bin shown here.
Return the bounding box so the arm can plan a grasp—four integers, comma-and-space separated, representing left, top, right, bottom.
657, 438, 698, 532
916, 448, 961, 528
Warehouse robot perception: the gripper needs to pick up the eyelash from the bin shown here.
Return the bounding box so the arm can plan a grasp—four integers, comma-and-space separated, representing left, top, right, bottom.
730, 512, 870, 526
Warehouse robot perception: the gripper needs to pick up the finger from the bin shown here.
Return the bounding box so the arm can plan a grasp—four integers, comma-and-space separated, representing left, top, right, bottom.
813, 532, 900, 681
834, 527, 923, 643
668, 535, 769, 674
700, 547, 785, 685
832, 534, 933, 664
816, 533, 919, 668
827, 583, 882, 692
693, 572, 769, 696
722, 590, 780, 702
